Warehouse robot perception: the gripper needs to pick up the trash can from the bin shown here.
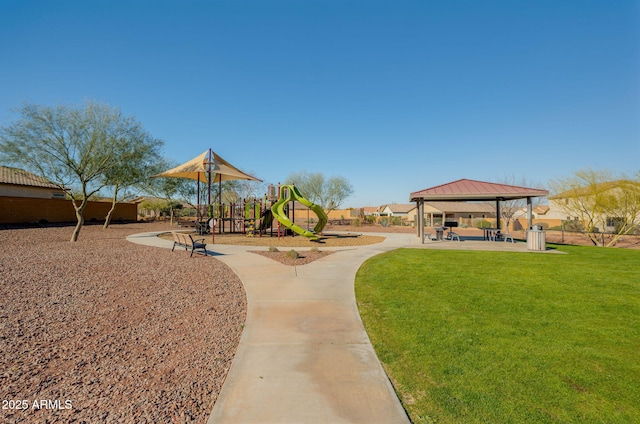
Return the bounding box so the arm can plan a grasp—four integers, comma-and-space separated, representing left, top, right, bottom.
527, 226, 546, 251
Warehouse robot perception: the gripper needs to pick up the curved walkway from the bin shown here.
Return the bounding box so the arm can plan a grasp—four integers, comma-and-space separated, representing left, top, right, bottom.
127, 231, 414, 423
127, 231, 544, 423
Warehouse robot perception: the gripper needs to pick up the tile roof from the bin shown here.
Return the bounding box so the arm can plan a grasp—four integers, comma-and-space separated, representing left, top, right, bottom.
410, 179, 548, 201
0, 166, 62, 190
382, 203, 415, 213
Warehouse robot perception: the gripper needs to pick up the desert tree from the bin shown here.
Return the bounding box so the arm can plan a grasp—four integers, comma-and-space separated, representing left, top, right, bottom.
147, 159, 196, 224
285, 171, 354, 213
549, 168, 640, 247
0, 101, 157, 241
101, 120, 164, 228
221, 176, 266, 204
496, 175, 547, 230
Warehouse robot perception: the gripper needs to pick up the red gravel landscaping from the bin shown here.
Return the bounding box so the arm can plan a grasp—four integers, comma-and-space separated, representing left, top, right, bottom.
0, 222, 246, 423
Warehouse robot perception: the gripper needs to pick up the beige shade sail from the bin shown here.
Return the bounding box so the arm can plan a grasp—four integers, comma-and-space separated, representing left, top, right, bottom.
152, 149, 261, 183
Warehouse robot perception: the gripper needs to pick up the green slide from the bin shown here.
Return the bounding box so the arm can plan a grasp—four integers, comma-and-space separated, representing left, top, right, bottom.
271, 185, 328, 241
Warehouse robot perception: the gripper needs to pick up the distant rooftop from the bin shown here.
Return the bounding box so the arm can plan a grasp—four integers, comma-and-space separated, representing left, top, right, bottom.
380, 203, 415, 213
0, 166, 62, 190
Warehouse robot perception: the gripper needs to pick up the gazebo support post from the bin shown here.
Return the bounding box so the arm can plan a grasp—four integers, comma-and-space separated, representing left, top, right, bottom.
496, 199, 502, 230
416, 200, 424, 242
527, 196, 533, 229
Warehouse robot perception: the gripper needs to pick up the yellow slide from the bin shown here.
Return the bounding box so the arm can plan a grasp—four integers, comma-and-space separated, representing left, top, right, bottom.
271, 185, 328, 241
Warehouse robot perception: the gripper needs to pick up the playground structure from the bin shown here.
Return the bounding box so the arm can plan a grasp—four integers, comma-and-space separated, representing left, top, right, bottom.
271, 184, 328, 241
152, 149, 328, 242
193, 184, 328, 242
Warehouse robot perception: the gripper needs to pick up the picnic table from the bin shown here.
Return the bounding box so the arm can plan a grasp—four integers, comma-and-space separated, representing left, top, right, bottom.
484, 228, 500, 241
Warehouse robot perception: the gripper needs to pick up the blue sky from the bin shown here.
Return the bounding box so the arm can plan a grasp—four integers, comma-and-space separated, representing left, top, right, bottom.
1, 0, 639, 206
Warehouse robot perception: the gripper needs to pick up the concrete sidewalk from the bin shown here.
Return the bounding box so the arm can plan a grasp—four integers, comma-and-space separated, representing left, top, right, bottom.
127, 231, 413, 423
126, 230, 551, 423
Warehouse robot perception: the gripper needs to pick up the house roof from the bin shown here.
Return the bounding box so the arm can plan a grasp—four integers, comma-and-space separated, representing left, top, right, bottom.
0, 166, 62, 190
381, 203, 415, 213
549, 180, 640, 199
410, 178, 549, 201
533, 206, 550, 215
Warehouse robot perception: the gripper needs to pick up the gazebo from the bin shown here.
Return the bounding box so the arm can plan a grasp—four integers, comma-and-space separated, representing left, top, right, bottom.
409, 179, 549, 240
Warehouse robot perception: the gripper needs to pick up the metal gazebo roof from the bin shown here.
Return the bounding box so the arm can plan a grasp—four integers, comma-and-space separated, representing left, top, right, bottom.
410, 179, 549, 241
410, 178, 548, 202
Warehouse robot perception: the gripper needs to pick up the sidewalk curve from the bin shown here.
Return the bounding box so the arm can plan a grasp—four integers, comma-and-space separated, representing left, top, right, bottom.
127, 231, 412, 423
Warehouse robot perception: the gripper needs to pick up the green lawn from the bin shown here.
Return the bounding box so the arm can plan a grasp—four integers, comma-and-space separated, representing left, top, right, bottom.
355, 246, 640, 423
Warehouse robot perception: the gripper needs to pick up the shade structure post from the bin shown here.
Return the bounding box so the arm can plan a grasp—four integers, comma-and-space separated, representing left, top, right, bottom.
207, 148, 212, 206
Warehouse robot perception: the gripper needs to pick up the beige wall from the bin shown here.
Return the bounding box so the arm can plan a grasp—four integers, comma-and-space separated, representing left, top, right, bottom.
0, 185, 66, 199
326, 209, 354, 220
0, 197, 137, 224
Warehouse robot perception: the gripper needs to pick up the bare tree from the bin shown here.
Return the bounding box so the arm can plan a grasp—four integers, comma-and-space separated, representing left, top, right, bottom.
496, 175, 547, 230
221, 176, 266, 204
285, 171, 354, 213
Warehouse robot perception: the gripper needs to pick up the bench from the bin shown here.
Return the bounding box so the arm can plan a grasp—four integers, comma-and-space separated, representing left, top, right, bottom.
171, 232, 208, 257
498, 232, 515, 243
447, 231, 461, 241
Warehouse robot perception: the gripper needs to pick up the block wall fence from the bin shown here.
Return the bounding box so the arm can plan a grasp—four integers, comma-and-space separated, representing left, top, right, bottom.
0, 197, 137, 225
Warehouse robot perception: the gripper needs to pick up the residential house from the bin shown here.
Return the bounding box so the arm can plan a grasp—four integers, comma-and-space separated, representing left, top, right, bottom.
0, 166, 66, 199
408, 201, 496, 227
376, 204, 416, 224
547, 180, 640, 233
1, 166, 137, 225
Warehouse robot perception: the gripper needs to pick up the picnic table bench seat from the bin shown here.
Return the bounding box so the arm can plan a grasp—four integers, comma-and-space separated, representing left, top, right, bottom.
447, 231, 461, 241
171, 232, 208, 257
498, 232, 515, 243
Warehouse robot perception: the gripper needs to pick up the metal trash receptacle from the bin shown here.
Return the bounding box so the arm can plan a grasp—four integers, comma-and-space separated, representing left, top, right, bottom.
527, 226, 546, 251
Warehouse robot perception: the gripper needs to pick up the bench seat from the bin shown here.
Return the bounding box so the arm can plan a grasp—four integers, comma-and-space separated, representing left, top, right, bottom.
171, 232, 208, 257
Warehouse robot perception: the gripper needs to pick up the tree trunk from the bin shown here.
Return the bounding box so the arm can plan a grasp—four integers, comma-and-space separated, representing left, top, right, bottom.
104, 186, 119, 229
71, 200, 87, 242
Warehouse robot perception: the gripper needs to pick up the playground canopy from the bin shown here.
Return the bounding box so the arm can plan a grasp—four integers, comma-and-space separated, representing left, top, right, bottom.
152, 148, 262, 209
153, 149, 261, 183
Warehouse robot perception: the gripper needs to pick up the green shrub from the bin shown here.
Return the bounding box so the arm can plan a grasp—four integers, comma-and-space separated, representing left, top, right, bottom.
563, 220, 584, 232
268, 246, 279, 252
310, 247, 320, 253
286, 249, 300, 259
475, 219, 492, 229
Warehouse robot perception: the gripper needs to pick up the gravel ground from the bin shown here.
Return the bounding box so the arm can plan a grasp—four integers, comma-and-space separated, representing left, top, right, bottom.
250, 249, 335, 266
159, 231, 386, 247
0, 222, 246, 423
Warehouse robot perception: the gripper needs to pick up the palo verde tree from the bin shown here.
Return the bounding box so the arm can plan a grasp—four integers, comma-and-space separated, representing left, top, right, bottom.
147, 159, 196, 225
221, 176, 266, 204
496, 175, 547, 230
549, 168, 640, 247
285, 171, 354, 213
0, 101, 160, 241
101, 125, 163, 228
